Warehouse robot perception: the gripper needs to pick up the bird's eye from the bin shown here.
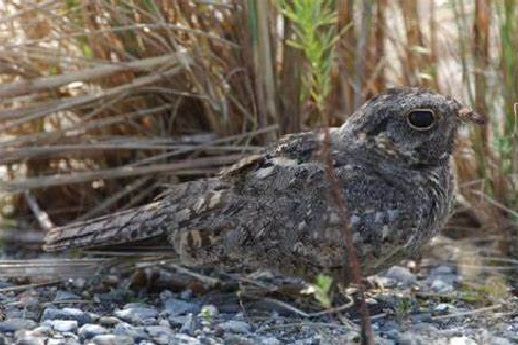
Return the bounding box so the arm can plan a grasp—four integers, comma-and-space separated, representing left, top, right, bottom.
406, 109, 435, 130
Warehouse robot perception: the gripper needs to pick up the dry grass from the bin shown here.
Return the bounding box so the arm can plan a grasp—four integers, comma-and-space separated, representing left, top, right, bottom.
0, 0, 516, 243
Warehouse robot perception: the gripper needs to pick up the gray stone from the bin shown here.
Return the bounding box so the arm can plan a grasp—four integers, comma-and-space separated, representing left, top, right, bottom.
27, 326, 53, 338
384, 266, 417, 285
430, 265, 454, 275
180, 290, 192, 300
91, 335, 134, 345
488, 337, 512, 345
262, 337, 281, 345
50, 320, 78, 332
113, 322, 148, 342
168, 334, 201, 345
115, 306, 158, 324
145, 325, 174, 338
12, 336, 45, 345
41, 307, 91, 326
223, 335, 255, 345
146, 325, 175, 345
98, 316, 119, 326
0, 319, 37, 332
163, 298, 199, 317
54, 290, 81, 301
433, 303, 455, 315
430, 279, 454, 293
217, 320, 251, 333
159, 290, 174, 300
448, 337, 477, 345
179, 314, 200, 335
78, 323, 108, 340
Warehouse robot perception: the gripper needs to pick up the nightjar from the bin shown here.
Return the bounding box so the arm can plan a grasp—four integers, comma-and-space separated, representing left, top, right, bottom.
44, 87, 485, 280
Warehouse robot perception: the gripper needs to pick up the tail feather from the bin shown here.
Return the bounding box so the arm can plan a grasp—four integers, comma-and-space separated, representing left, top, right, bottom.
43, 178, 230, 252
43, 201, 169, 251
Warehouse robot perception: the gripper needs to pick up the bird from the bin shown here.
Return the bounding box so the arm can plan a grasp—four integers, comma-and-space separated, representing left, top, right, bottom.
43, 87, 485, 281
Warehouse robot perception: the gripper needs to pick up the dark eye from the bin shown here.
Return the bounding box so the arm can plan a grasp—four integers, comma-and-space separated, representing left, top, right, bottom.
407, 109, 435, 130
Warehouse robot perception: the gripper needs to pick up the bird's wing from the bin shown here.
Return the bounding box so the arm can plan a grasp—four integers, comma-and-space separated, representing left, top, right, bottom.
43, 130, 335, 252
43, 178, 229, 252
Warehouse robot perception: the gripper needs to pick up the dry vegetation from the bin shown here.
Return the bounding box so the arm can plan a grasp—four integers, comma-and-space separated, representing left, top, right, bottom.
0, 0, 517, 251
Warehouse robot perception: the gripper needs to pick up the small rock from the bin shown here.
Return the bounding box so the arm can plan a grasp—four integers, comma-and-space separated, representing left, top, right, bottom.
78, 324, 108, 340
168, 334, 201, 345
146, 325, 174, 338
180, 290, 192, 300
168, 315, 187, 327
159, 290, 174, 300
384, 266, 417, 285
69, 277, 86, 290
12, 336, 45, 345
430, 265, 454, 275
430, 279, 454, 293
179, 314, 200, 335
146, 326, 174, 344
113, 322, 148, 342
115, 306, 158, 324
0, 319, 37, 332
51, 320, 78, 332
163, 298, 199, 317
91, 335, 134, 345
262, 337, 281, 345
449, 336, 477, 345
41, 307, 91, 326
217, 320, 251, 333
434, 303, 455, 315
102, 274, 120, 286
489, 337, 512, 345
48, 339, 80, 345
54, 290, 81, 301
99, 316, 119, 326
27, 326, 53, 338
223, 335, 255, 345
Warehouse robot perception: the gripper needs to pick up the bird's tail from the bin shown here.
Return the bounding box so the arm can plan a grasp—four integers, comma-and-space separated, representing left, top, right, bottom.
43, 178, 228, 252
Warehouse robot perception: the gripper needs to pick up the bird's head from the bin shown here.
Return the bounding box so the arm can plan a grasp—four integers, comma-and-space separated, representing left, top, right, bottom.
340, 87, 485, 168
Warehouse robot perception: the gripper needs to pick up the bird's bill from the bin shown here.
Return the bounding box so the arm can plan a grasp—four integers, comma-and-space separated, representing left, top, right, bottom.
458, 107, 486, 125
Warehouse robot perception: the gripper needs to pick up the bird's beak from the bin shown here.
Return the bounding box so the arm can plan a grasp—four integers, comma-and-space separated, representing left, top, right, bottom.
458, 107, 485, 125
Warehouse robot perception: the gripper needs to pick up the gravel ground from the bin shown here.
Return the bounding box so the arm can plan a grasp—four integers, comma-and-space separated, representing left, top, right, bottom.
0, 237, 516, 344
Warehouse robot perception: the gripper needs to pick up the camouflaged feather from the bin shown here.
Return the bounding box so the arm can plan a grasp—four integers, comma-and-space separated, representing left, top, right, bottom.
44, 87, 484, 280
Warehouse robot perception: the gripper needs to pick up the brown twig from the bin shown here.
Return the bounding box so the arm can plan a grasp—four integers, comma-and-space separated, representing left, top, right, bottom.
321, 125, 374, 344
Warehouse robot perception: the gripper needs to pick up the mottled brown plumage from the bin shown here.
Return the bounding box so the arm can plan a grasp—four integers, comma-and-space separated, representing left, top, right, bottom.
44, 88, 484, 279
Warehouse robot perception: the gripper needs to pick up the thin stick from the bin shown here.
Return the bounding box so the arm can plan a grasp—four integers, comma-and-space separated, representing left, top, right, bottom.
321, 126, 374, 344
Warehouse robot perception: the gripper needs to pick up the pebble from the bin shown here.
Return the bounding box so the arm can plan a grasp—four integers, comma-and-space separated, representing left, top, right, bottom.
430, 279, 454, 293
98, 316, 119, 326
163, 298, 199, 316
54, 290, 81, 301
217, 320, 251, 333
41, 307, 91, 326
180, 314, 200, 335
27, 326, 53, 338
91, 334, 134, 345
430, 265, 454, 275
169, 334, 201, 345
78, 323, 108, 339
0, 319, 37, 332
49, 320, 78, 332
384, 266, 417, 285
489, 337, 512, 345
114, 306, 158, 324
0, 257, 515, 345
449, 336, 477, 345
113, 322, 148, 342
